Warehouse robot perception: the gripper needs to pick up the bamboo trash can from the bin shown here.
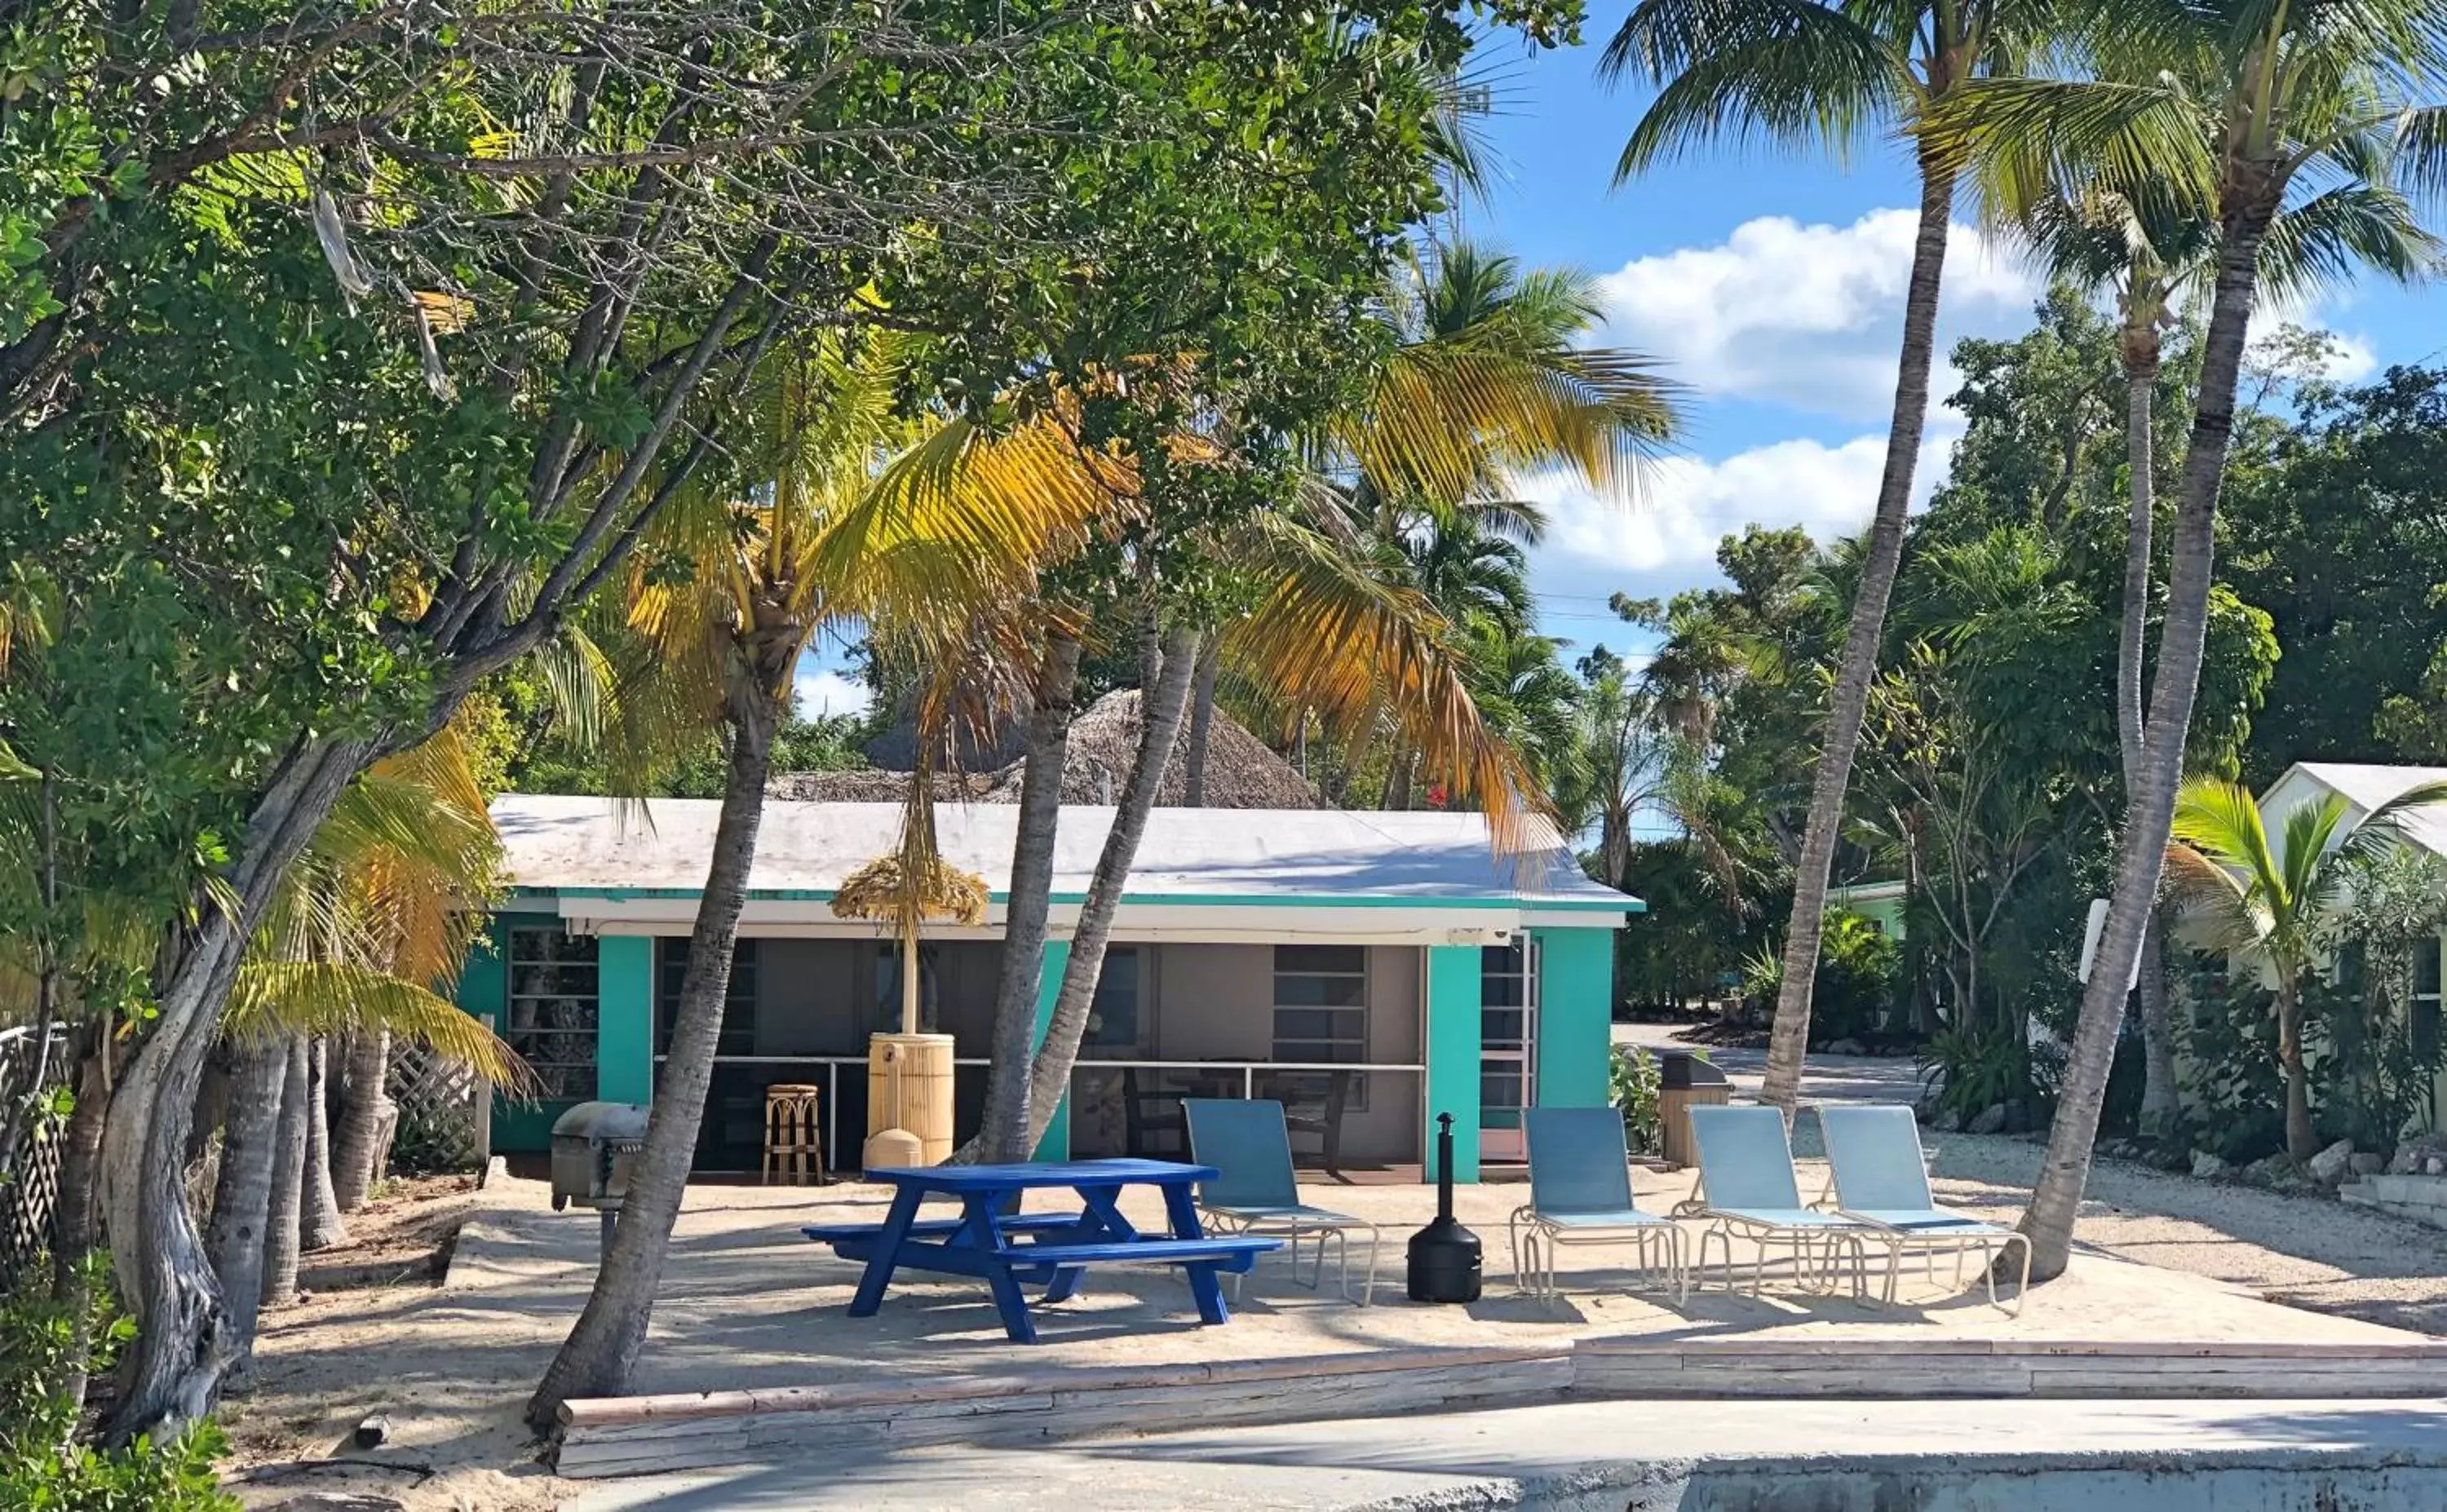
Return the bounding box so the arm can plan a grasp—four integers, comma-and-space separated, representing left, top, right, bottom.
865, 1032, 955, 1166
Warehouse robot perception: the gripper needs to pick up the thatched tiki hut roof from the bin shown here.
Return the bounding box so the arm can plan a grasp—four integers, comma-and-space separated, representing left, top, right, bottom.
773, 690, 1321, 809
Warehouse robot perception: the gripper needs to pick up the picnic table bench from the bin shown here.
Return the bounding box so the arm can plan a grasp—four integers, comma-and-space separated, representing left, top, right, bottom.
803, 1158, 1282, 1343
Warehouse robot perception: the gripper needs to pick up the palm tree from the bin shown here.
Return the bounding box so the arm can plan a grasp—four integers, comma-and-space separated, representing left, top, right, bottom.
527, 329, 1099, 1424
2009, 166, 2438, 1140
1604, 0, 2056, 1116
1926, 0, 2447, 1279
1559, 648, 1672, 892
2166, 776, 2447, 1161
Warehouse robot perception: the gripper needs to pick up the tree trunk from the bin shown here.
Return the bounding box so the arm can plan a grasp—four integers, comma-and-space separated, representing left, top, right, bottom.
1759, 157, 1957, 1115
969, 637, 1082, 1164
104, 734, 373, 1442
1025, 626, 1201, 1150
206, 1038, 288, 1375
2017, 172, 2281, 1281
528, 662, 782, 1428
262, 1037, 311, 1309
2277, 976, 2315, 1162
1182, 637, 1221, 807
2115, 314, 2183, 1143
300, 1038, 348, 1251
330, 1028, 393, 1211
49, 1030, 108, 1414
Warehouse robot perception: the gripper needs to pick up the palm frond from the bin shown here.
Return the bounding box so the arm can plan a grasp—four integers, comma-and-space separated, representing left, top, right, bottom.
1602, 0, 1911, 174
227, 961, 534, 1092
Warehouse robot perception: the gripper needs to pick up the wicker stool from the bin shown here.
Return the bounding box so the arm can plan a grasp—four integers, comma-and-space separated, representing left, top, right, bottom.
763, 1083, 825, 1185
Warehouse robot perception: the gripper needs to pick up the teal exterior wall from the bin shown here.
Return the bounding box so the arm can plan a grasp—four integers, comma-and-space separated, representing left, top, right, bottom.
1032, 939, 1072, 1161
595, 935, 654, 1104
1423, 944, 1482, 1183
1535, 927, 1615, 1110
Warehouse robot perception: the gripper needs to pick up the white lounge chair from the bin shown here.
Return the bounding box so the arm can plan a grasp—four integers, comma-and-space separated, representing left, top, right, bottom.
1509, 1106, 1688, 1301
1817, 1104, 2030, 1315
1684, 1104, 1875, 1298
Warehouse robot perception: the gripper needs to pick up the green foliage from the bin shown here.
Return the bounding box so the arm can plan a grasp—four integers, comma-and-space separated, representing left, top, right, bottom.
1811, 912, 1900, 1046
1917, 1024, 2031, 1122
0, 1260, 235, 1510
1609, 1043, 1664, 1155
1608, 1041, 1710, 1156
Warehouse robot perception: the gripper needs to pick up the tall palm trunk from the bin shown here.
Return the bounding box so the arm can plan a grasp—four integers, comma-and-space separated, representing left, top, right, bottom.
330, 1028, 394, 1211
2116, 304, 2184, 1142
1182, 638, 1221, 807
528, 639, 787, 1428
1759, 157, 1957, 1114
2020, 170, 2284, 1280
2277, 975, 2315, 1161
970, 636, 1082, 1163
261, 1037, 312, 1308
300, 1037, 349, 1251
1025, 626, 1200, 1149
206, 1038, 288, 1373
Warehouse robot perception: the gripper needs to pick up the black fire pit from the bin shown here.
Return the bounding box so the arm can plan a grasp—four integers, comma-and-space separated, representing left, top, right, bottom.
1407, 1112, 1482, 1302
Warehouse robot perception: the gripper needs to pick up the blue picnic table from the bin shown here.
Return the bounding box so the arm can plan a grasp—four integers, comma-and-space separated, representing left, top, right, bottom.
803, 1158, 1282, 1343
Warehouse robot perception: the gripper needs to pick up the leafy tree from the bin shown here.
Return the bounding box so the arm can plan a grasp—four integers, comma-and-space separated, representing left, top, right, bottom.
1931, 0, 2447, 1280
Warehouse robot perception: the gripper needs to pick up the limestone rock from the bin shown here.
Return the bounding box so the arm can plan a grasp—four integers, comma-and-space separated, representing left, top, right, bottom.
2351, 1152, 2387, 1177
1967, 1103, 2008, 1136
2190, 1151, 2229, 1180
2308, 1139, 2356, 1187
1824, 1038, 1866, 1057
1931, 1107, 1965, 1134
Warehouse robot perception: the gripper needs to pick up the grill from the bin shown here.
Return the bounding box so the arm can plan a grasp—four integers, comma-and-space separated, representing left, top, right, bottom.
550, 1101, 650, 1258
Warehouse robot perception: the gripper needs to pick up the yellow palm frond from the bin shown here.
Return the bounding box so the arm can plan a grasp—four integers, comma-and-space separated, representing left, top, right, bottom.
226, 960, 533, 1091
1225, 514, 1545, 854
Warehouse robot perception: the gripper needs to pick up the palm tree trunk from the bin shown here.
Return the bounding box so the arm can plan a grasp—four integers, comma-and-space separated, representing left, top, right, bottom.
206, 1038, 288, 1373
1182, 638, 1221, 807
970, 637, 1081, 1164
49, 1028, 108, 1413
300, 1037, 349, 1251
1759, 157, 1957, 1114
2116, 325, 2184, 1143
262, 1036, 311, 1308
1025, 626, 1200, 1150
104, 733, 372, 1442
528, 664, 782, 1428
2278, 976, 2315, 1161
2018, 173, 2284, 1280
330, 1028, 393, 1211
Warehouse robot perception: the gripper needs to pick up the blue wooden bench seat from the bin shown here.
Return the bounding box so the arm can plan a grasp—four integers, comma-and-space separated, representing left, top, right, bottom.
803, 1213, 1080, 1244
1001, 1236, 1277, 1273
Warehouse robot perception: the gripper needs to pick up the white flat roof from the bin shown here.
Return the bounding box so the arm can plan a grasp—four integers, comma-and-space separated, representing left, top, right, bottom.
489, 794, 1639, 917
2268, 763, 2447, 860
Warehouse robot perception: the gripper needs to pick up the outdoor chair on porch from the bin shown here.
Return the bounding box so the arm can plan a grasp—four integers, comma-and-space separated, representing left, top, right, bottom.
1281, 1068, 1353, 1178
1183, 1098, 1379, 1304
1509, 1107, 1688, 1301
1683, 1105, 1875, 1299
1121, 1066, 1190, 1157
1817, 1105, 2030, 1314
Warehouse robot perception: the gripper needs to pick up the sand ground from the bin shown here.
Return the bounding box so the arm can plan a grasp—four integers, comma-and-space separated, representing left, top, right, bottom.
223, 1143, 2447, 1511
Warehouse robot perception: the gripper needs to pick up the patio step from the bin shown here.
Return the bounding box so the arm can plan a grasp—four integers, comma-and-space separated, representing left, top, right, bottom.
1571, 1337, 2447, 1401
551, 1344, 1571, 1478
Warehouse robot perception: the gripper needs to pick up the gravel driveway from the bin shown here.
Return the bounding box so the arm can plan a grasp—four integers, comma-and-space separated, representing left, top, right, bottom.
1615, 1019, 2447, 1337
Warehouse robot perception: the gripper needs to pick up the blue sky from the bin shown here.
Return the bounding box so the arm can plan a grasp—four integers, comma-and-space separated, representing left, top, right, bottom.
796, 20, 2447, 719
1470, 23, 2447, 670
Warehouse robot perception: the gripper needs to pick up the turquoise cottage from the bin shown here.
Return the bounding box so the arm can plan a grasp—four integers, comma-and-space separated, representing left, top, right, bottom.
459, 795, 1640, 1181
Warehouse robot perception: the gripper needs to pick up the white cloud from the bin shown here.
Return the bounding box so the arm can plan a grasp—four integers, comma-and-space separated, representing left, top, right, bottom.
794, 669, 873, 721
1595, 210, 2039, 422
1521, 425, 1958, 605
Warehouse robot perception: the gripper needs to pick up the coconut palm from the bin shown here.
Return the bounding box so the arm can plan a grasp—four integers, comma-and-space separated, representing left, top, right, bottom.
2166, 776, 2447, 1163
1562, 651, 1675, 893
528, 328, 1102, 1424
1604, 0, 2057, 1116
2007, 180, 2438, 1138
1925, 0, 2447, 1279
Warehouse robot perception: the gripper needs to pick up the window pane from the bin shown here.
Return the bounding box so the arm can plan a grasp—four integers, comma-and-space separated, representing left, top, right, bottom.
1277, 944, 1365, 975
2420, 940, 2442, 997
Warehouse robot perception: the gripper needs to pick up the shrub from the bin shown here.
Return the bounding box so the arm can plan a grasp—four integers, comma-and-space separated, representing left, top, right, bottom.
0, 1258, 237, 1511
1609, 1045, 1662, 1155
1916, 1023, 2028, 1121
1811, 913, 1901, 1047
